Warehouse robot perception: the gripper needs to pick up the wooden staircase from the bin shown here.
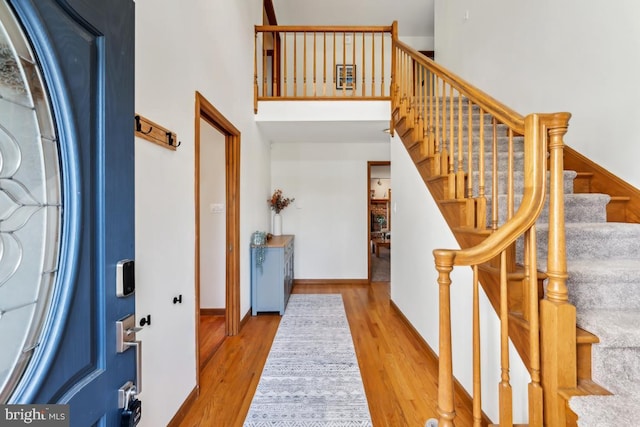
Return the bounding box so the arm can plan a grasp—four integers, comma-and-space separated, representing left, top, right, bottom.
389, 39, 626, 426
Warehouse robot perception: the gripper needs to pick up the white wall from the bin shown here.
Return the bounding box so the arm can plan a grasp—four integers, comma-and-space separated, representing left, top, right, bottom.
390, 136, 529, 423
199, 119, 226, 309
434, 0, 640, 190
135, 1, 270, 426
271, 141, 389, 279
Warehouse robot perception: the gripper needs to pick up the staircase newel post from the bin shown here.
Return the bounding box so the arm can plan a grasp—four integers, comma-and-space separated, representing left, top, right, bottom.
434, 249, 456, 427
539, 112, 576, 426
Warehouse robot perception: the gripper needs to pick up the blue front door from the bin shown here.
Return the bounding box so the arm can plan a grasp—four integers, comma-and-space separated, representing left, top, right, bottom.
6, 0, 136, 425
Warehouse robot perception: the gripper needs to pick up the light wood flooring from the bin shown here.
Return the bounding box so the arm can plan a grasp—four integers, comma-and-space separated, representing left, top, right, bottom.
178, 282, 478, 426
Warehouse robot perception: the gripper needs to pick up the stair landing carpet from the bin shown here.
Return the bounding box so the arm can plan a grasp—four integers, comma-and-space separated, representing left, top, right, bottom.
243, 294, 373, 426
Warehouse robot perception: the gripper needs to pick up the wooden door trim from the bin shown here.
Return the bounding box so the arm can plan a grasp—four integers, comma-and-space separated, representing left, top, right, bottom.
194, 91, 241, 383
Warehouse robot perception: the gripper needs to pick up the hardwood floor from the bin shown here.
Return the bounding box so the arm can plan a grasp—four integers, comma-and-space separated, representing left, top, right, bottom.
178, 282, 477, 427
199, 315, 226, 370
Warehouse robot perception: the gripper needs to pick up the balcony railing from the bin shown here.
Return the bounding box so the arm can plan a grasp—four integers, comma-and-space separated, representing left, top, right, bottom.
254, 23, 395, 111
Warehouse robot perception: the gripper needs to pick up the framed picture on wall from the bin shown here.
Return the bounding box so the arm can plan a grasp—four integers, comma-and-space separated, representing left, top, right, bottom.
336, 64, 356, 90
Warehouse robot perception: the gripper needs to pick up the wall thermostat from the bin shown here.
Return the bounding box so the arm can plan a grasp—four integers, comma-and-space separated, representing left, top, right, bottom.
116, 259, 135, 297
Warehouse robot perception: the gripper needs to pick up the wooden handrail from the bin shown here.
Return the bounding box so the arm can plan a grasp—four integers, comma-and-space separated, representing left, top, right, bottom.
393, 38, 525, 134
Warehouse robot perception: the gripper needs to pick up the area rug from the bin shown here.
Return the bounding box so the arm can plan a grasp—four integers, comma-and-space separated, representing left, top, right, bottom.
243, 294, 373, 426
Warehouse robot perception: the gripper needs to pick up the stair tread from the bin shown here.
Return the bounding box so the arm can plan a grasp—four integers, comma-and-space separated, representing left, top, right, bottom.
559, 379, 611, 399
577, 309, 640, 347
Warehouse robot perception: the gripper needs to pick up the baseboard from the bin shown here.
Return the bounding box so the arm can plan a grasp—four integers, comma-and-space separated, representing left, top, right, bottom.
240, 307, 252, 328
389, 300, 493, 426
166, 385, 199, 427
294, 278, 369, 286
200, 308, 225, 316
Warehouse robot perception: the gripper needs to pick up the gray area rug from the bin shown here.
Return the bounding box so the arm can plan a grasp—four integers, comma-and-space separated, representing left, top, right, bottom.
371, 246, 390, 282
243, 294, 373, 427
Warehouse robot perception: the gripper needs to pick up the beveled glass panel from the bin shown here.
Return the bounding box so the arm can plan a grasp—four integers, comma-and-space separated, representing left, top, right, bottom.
0, 0, 62, 403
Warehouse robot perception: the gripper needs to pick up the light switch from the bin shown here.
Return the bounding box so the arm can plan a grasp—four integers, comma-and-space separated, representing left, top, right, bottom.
209, 203, 224, 213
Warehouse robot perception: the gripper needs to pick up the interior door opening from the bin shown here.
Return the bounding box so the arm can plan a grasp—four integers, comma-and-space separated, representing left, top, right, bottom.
367, 161, 391, 283
194, 92, 241, 381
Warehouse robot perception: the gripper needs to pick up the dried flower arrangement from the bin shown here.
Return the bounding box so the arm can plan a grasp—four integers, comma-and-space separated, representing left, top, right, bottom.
268, 189, 295, 214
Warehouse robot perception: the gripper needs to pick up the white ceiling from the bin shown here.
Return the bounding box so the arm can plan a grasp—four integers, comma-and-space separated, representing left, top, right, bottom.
260, 1, 434, 144
272, 0, 434, 38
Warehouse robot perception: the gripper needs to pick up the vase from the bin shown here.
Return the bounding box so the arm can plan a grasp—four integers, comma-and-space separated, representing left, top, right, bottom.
273, 213, 282, 236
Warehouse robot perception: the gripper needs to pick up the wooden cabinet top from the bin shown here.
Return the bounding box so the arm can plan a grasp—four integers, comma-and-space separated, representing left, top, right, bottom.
265, 235, 294, 248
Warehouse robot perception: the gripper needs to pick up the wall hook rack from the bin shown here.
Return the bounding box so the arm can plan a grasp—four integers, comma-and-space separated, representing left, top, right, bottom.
134, 113, 179, 151
173, 295, 182, 304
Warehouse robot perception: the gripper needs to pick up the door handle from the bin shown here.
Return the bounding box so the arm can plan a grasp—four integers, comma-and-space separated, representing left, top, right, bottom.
116, 314, 143, 394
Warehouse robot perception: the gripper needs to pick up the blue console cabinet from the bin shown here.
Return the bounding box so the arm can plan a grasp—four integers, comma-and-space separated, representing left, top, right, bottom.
251, 235, 294, 315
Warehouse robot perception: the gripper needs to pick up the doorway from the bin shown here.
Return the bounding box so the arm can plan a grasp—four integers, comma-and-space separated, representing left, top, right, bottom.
368, 161, 391, 282
194, 92, 241, 380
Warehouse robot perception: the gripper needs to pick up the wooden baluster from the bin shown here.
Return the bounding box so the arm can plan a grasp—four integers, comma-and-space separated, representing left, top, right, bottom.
472, 265, 483, 427
527, 226, 543, 427
273, 31, 279, 97
427, 70, 434, 158
499, 250, 513, 427
507, 128, 514, 219
370, 31, 375, 97
312, 32, 316, 96
440, 81, 448, 177
433, 78, 441, 176
539, 112, 575, 426
476, 109, 487, 228
262, 30, 267, 97
456, 93, 465, 199
466, 100, 474, 226
362, 31, 366, 97
449, 85, 454, 193
303, 32, 307, 96
352, 31, 356, 96
420, 66, 428, 157
381, 29, 386, 97
332, 31, 336, 96
342, 32, 347, 96
283, 32, 288, 97
434, 250, 456, 427
491, 118, 499, 230
254, 29, 258, 113
322, 32, 326, 96
293, 32, 297, 97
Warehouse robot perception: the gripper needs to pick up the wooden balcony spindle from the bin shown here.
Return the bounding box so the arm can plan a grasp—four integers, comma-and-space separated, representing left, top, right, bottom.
370, 32, 375, 97
499, 250, 514, 427
434, 250, 456, 427
254, 30, 258, 113
283, 32, 288, 97
313, 32, 317, 96
322, 32, 326, 96
362, 32, 366, 97
427, 71, 434, 157
332, 31, 336, 96
262, 31, 267, 97
342, 32, 347, 96
303, 32, 307, 96
293, 32, 297, 97
381, 30, 385, 97
352, 31, 356, 96
472, 265, 483, 427
273, 31, 279, 97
